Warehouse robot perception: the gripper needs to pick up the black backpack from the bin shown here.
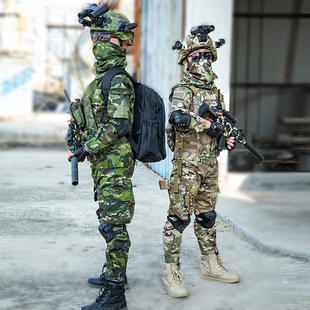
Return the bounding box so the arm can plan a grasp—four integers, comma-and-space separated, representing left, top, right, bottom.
101, 66, 166, 163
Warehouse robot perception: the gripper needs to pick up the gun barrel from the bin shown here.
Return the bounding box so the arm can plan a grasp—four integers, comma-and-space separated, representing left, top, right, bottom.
244, 142, 265, 162
71, 156, 79, 186
63, 89, 71, 103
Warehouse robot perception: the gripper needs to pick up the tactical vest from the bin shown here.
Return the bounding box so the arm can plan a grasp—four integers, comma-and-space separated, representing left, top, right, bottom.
168, 84, 225, 162
78, 76, 134, 167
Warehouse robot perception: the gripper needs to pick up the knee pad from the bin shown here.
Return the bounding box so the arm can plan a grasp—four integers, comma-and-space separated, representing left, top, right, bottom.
195, 210, 216, 228
167, 214, 191, 233
98, 223, 126, 243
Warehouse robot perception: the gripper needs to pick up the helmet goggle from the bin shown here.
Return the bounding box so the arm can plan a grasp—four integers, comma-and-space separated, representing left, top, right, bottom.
92, 32, 120, 44
190, 51, 213, 62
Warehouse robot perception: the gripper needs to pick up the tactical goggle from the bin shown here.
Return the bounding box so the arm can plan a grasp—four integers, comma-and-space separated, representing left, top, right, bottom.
92, 32, 118, 43
190, 51, 213, 61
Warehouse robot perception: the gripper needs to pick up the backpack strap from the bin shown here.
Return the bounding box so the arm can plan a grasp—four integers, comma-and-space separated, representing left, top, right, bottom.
100, 66, 139, 154
100, 66, 138, 103
187, 85, 198, 97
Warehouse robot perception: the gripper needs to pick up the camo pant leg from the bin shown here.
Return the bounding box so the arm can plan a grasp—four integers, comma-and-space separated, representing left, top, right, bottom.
194, 222, 217, 255
92, 165, 135, 282
194, 158, 219, 255
163, 162, 201, 263
163, 221, 183, 264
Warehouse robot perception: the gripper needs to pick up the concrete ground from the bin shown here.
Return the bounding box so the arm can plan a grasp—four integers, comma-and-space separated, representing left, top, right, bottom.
1, 146, 310, 310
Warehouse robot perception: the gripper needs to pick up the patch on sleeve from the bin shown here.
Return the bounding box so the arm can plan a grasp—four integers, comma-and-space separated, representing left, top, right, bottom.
173, 90, 186, 100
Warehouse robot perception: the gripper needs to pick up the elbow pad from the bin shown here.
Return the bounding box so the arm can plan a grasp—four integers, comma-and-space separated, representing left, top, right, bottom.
169, 110, 191, 129
206, 121, 224, 138
113, 119, 131, 138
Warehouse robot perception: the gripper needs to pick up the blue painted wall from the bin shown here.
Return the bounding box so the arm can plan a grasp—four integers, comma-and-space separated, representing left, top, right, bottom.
139, 0, 183, 179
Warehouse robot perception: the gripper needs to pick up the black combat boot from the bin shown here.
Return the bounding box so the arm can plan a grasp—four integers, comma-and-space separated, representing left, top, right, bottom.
88, 263, 129, 289
81, 281, 127, 310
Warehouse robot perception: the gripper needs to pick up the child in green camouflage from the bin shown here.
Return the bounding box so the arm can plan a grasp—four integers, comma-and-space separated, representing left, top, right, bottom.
68, 10, 137, 310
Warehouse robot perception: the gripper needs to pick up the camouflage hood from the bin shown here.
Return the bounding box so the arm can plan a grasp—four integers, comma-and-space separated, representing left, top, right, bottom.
93, 41, 127, 75
181, 57, 218, 90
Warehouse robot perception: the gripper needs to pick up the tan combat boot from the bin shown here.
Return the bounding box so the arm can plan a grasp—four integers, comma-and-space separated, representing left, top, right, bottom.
201, 249, 240, 283
163, 263, 188, 298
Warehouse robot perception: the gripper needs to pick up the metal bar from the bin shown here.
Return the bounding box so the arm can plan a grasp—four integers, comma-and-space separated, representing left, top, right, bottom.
231, 83, 310, 88
280, 117, 310, 125
133, 0, 140, 79
274, 0, 302, 135
230, 0, 239, 116
234, 13, 310, 18
244, 0, 251, 137
283, 0, 302, 82
181, 0, 186, 39
256, 0, 263, 140
46, 24, 83, 29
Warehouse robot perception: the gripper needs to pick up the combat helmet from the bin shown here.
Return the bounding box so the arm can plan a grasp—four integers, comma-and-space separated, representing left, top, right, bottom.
172, 25, 225, 65
78, 3, 137, 46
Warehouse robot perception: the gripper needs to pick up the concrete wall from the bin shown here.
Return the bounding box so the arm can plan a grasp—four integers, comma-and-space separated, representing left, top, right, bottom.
139, 0, 234, 179
0, 63, 33, 117
139, 0, 184, 179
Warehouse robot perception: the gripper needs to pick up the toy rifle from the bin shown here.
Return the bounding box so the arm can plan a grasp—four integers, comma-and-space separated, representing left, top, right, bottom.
199, 89, 264, 162
64, 89, 80, 186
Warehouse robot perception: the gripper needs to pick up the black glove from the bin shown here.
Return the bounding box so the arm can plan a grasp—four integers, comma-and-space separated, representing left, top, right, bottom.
226, 136, 237, 151
206, 121, 224, 138
73, 146, 89, 162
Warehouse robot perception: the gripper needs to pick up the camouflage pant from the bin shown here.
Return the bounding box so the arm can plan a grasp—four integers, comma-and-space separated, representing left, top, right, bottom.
92, 165, 135, 282
163, 158, 218, 264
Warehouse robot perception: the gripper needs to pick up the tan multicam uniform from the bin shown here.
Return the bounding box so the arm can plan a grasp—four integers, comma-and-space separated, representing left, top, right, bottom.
163, 84, 225, 264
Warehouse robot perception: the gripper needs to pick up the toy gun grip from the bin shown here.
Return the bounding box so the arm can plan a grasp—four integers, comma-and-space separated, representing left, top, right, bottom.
218, 135, 226, 151
244, 142, 265, 162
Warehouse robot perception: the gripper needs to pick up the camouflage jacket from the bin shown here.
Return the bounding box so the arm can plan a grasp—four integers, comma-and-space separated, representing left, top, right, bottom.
80, 73, 135, 169
167, 84, 226, 164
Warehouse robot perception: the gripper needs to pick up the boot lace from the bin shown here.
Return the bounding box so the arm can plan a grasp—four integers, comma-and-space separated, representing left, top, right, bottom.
96, 283, 111, 303
214, 252, 228, 272
99, 263, 107, 279
170, 269, 185, 287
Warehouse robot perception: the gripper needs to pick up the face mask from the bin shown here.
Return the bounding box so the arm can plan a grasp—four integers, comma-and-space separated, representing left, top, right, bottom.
92, 41, 127, 73
187, 57, 218, 83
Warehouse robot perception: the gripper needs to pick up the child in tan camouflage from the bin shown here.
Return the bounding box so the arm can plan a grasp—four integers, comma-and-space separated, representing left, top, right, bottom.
162, 26, 240, 298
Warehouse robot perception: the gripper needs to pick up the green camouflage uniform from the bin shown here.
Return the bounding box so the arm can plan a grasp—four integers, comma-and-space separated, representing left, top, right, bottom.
81, 73, 135, 281
163, 33, 225, 264
77, 13, 136, 282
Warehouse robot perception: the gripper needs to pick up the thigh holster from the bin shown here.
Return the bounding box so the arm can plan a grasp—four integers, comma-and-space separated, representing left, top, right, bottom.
173, 135, 197, 204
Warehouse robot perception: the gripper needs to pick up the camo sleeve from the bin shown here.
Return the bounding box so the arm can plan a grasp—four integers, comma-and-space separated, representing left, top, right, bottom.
170, 86, 207, 133
84, 74, 135, 154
